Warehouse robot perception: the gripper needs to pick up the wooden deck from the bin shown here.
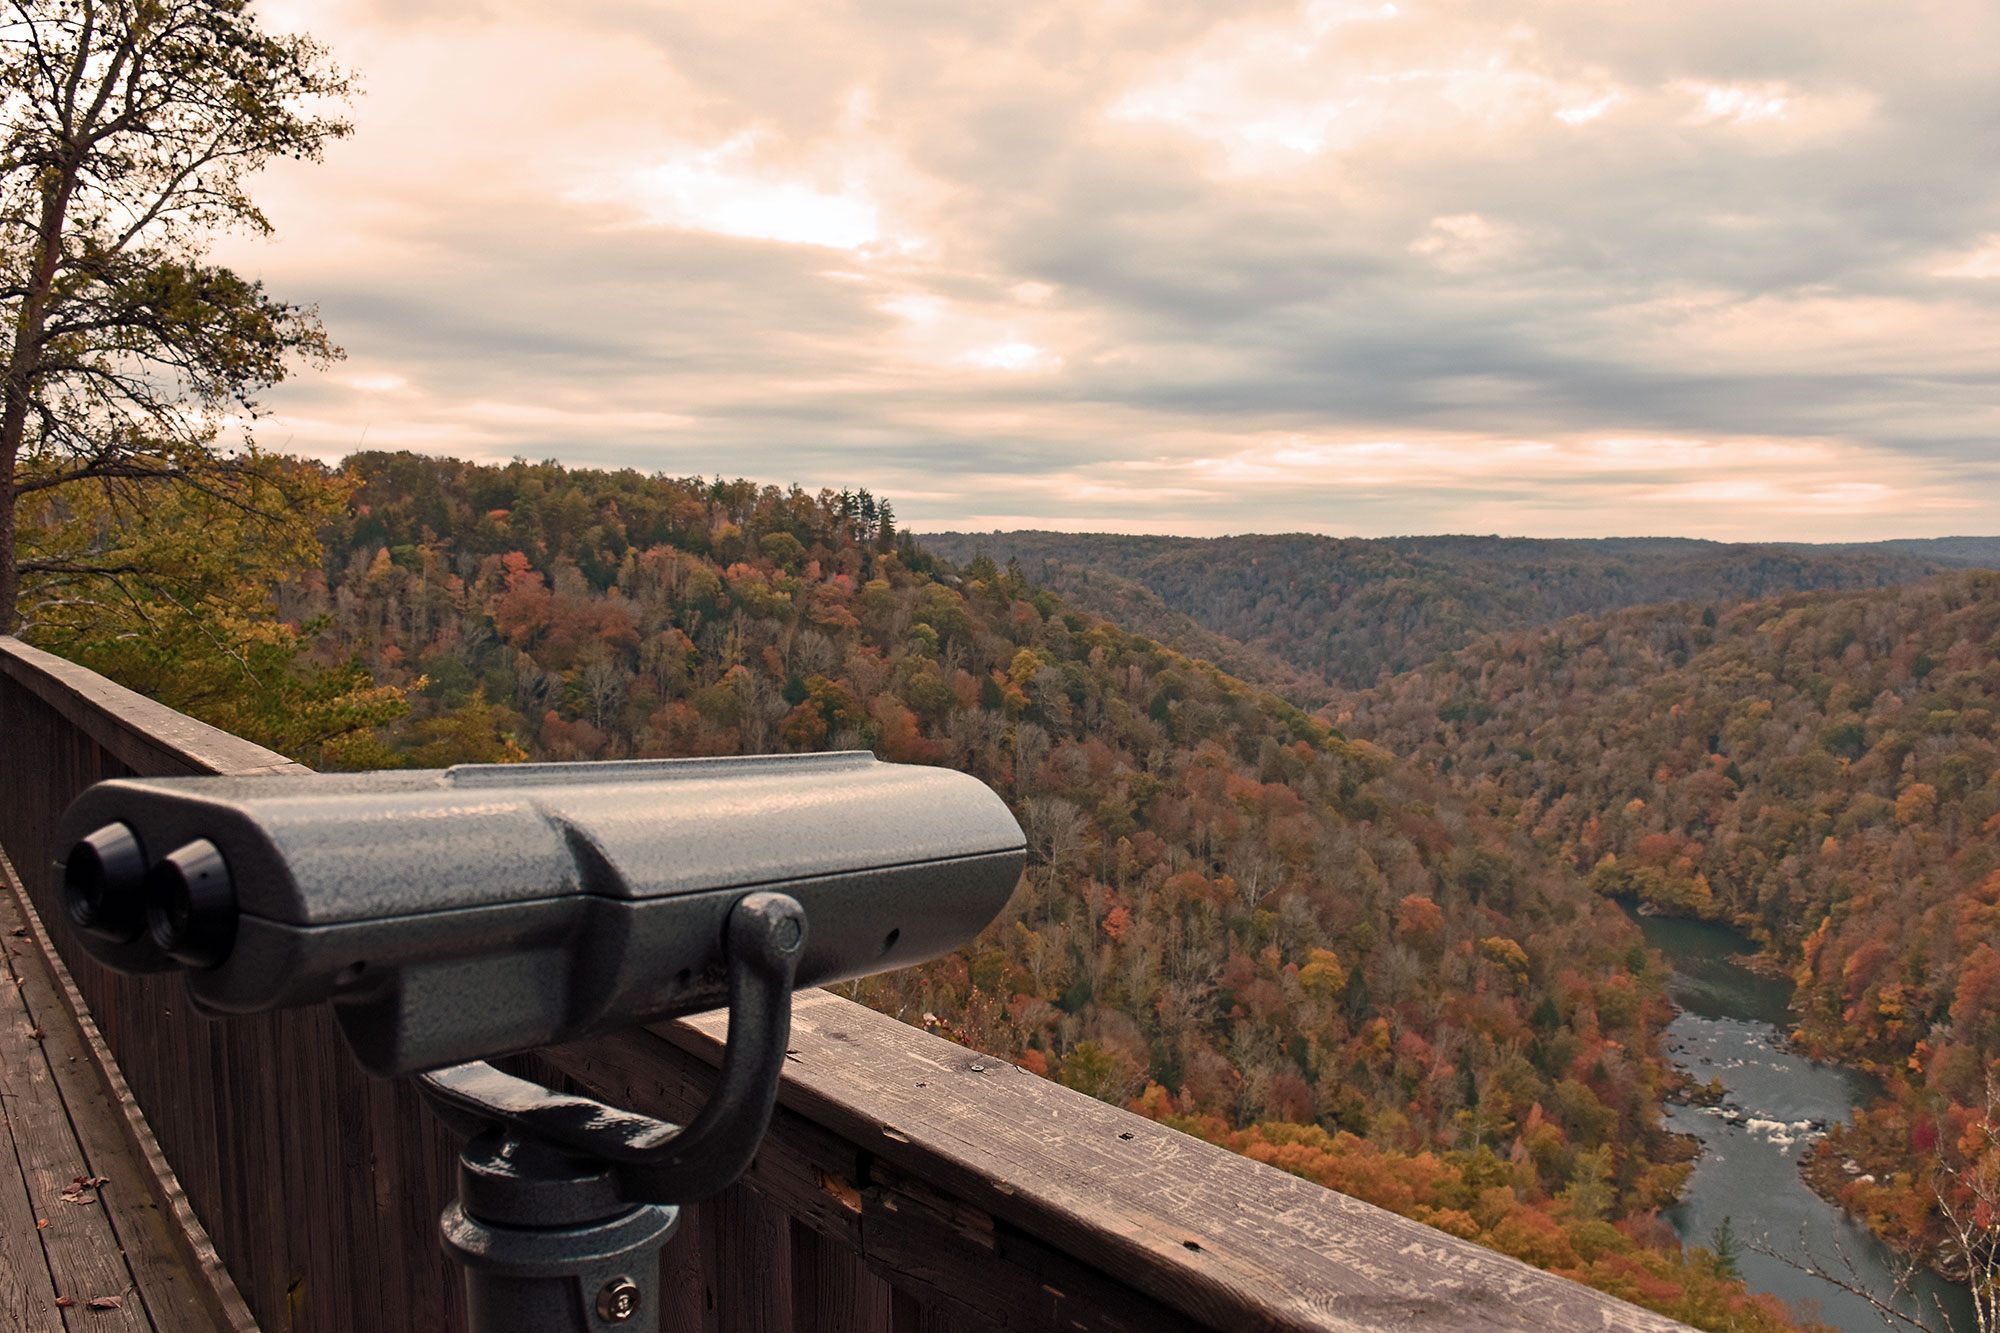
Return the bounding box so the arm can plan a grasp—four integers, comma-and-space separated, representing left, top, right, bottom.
0, 850, 257, 1331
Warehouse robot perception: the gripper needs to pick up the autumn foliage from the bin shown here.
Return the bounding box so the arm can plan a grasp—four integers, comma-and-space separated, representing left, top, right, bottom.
1346, 574, 2000, 1276
42, 450, 1860, 1330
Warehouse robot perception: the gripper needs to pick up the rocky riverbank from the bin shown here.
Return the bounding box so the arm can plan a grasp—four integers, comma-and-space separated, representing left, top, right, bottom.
1629, 906, 1979, 1330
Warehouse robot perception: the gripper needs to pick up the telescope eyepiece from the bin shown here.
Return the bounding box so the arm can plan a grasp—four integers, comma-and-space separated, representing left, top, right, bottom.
146, 840, 236, 969
64, 823, 149, 943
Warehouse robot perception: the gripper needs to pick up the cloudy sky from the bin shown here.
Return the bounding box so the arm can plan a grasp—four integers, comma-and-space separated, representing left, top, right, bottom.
219, 0, 2000, 540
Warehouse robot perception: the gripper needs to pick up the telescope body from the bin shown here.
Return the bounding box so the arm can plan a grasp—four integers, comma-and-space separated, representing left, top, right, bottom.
54, 753, 1025, 1076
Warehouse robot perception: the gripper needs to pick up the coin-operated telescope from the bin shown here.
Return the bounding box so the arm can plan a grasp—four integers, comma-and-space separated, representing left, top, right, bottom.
55, 752, 1025, 1333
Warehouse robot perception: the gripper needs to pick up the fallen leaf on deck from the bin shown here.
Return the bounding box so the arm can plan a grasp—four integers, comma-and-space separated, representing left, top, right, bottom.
35, 1218, 48, 1229
54, 1296, 74, 1308
86, 1295, 122, 1310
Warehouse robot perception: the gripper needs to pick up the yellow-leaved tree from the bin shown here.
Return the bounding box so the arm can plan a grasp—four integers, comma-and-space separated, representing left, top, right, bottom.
18, 456, 407, 767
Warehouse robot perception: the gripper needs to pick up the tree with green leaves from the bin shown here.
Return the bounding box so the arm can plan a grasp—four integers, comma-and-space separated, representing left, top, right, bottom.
0, 0, 353, 633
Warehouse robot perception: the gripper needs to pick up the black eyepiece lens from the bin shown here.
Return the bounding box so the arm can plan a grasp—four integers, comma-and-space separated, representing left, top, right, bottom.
63, 823, 148, 943
145, 840, 236, 969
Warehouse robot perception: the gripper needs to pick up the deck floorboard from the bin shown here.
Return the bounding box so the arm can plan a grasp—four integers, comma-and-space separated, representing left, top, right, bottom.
0, 864, 247, 1331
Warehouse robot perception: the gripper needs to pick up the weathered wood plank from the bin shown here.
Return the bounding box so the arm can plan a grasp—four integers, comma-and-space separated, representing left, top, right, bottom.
330, 1047, 394, 1333
537, 984, 1702, 1330
888, 1287, 981, 1333
1, 815, 259, 1331
702, 1184, 794, 1333
0, 991, 63, 1330
0, 876, 251, 1332
0, 925, 148, 1326
658, 1207, 708, 1333
541, 1000, 1675, 1332
668, 993, 1687, 1333
790, 1218, 891, 1333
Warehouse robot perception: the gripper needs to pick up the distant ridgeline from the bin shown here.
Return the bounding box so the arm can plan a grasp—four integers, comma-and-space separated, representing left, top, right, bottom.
915, 530, 1997, 691
238, 450, 1801, 1331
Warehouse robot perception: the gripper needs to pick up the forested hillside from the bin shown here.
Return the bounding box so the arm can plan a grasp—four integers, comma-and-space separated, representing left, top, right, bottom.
920, 554, 1327, 702
125, 449, 1794, 1330
1343, 575, 2000, 1274
918, 531, 1968, 689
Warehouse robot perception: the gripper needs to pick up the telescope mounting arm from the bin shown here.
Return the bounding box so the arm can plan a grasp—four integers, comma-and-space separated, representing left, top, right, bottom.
416, 889, 805, 1208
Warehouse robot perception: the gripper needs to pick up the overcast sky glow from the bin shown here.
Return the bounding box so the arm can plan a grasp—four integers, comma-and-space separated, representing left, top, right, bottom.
218, 0, 2000, 541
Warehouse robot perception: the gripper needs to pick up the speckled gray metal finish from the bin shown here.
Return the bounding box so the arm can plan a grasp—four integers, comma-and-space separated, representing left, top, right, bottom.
440, 1194, 677, 1333
51, 753, 1025, 1075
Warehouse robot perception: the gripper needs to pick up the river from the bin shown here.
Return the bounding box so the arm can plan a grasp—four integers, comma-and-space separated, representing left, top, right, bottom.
1629, 910, 1978, 1332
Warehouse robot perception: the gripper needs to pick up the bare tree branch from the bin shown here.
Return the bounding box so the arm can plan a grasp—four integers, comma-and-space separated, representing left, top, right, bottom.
1748, 1228, 1953, 1333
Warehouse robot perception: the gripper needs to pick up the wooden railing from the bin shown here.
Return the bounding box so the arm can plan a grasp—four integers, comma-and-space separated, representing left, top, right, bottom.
0, 635, 1692, 1332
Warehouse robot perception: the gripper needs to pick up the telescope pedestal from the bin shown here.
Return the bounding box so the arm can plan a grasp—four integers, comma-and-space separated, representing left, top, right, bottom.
439, 1130, 679, 1333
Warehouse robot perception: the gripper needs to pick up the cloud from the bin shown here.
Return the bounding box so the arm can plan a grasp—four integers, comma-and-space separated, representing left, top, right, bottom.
215, 0, 2000, 539
595, 137, 886, 250
1935, 235, 2000, 279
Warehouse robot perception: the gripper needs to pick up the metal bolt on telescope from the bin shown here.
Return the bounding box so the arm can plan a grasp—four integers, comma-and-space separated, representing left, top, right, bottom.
54, 752, 1027, 1333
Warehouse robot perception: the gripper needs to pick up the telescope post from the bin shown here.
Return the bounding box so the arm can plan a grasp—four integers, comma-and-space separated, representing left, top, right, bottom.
416, 890, 806, 1333
439, 1130, 678, 1333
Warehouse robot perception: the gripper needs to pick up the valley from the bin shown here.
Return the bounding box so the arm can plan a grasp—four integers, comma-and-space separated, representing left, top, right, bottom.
929, 526, 2000, 1328
24, 454, 1999, 1332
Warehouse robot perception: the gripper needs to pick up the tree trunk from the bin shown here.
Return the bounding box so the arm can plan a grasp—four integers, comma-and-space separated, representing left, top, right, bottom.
0, 432, 16, 634
0, 154, 80, 634
0, 325, 36, 633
